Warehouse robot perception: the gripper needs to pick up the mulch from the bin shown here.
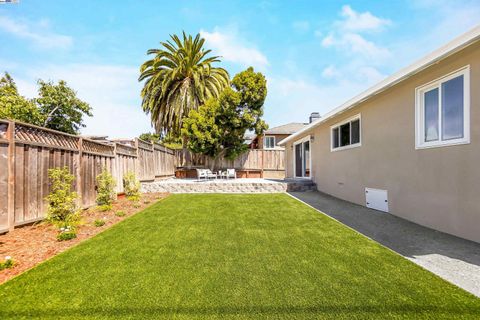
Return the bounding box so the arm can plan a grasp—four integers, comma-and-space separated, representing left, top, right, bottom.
0, 192, 169, 284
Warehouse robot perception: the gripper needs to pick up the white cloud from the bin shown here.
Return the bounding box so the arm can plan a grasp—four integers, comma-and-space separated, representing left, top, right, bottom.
343, 33, 390, 59
321, 65, 340, 79
264, 63, 388, 125
338, 5, 391, 32
200, 27, 269, 69
13, 64, 152, 138
321, 33, 335, 47
0, 15, 73, 49
265, 76, 365, 126
320, 6, 391, 61
409, 0, 480, 44
322, 32, 390, 60
292, 20, 310, 33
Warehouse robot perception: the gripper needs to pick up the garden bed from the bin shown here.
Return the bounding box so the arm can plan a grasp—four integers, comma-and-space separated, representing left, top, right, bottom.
0, 192, 169, 284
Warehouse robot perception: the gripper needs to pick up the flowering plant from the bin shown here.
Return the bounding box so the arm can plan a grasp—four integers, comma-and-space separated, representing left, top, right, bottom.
0, 256, 15, 270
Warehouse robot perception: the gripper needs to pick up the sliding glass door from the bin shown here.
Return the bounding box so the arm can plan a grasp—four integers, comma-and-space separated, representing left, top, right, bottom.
294, 138, 310, 178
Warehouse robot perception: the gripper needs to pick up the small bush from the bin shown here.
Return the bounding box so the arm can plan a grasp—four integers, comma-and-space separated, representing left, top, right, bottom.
97, 204, 112, 212
94, 219, 105, 227
96, 169, 116, 206
123, 171, 141, 202
45, 167, 80, 227
0, 256, 15, 270
57, 227, 77, 241
115, 211, 126, 217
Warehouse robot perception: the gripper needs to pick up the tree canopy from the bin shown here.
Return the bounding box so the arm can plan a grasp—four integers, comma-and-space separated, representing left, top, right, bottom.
139, 32, 230, 135
0, 73, 43, 125
182, 67, 268, 164
35, 79, 92, 134
139, 131, 183, 150
0, 72, 91, 134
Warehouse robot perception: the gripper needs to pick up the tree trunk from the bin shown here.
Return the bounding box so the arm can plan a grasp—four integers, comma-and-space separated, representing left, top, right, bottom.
211, 149, 226, 171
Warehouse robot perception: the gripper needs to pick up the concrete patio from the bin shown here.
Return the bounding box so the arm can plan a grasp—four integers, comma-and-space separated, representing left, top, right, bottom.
289, 191, 480, 297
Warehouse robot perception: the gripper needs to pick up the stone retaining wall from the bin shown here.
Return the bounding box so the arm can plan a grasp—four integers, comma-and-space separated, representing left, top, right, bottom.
141, 181, 288, 194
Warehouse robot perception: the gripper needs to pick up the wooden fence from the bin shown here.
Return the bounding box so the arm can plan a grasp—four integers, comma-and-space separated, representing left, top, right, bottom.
0, 120, 176, 233
176, 148, 285, 177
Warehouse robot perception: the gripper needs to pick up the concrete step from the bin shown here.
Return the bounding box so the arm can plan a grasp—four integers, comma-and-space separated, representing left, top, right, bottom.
285, 180, 317, 192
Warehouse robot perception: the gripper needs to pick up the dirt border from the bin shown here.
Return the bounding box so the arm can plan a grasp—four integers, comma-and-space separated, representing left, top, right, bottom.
0, 193, 169, 284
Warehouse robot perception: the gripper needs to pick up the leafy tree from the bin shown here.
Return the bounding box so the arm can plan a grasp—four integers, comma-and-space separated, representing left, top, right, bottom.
139, 131, 183, 150
182, 67, 268, 168
35, 79, 92, 134
0, 73, 92, 135
139, 32, 230, 135
139, 132, 160, 143
0, 72, 43, 125
160, 131, 183, 149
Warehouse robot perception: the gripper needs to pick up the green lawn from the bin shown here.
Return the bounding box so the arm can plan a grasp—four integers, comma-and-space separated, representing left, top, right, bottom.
1, 194, 479, 319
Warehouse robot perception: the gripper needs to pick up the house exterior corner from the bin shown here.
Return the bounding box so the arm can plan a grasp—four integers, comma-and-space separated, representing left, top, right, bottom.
284, 38, 480, 243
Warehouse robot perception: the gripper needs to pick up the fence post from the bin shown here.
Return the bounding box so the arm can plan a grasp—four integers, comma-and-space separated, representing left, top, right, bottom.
134, 138, 140, 180
7, 121, 15, 231
261, 149, 264, 178
76, 137, 83, 207
112, 142, 118, 193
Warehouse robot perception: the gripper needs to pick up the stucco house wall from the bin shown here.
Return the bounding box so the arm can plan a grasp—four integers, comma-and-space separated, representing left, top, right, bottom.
284, 40, 480, 243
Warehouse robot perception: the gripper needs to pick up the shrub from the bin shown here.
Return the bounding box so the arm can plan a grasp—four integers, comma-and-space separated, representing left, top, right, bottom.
97, 204, 112, 212
45, 167, 80, 227
96, 169, 116, 206
0, 256, 15, 270
57, 227, 77, 241
123, 171, 141, 202
94, 219, 105, 227
115, 211, 126, 217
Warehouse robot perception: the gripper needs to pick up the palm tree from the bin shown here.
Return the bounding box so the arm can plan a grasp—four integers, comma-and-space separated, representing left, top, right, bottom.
139, 32, 230, 134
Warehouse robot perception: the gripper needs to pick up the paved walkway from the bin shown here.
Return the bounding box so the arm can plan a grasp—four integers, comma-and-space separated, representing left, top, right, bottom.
289, 191, 480, 297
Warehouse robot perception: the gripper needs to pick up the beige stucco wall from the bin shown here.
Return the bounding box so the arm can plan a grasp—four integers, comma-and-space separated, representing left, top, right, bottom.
285, 41, 480, 243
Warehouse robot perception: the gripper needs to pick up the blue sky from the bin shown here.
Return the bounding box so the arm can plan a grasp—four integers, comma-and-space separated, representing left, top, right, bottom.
0, 0, 479, 138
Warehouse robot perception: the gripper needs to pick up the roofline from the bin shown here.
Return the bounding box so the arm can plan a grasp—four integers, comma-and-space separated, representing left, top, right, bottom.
264, 122, 308, 134
278, 24, 480, 146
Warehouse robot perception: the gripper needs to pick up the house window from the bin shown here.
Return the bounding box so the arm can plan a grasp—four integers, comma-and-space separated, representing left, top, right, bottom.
331, 115, 361, 151
264, 136, 276, 149
416, 66, 470, 149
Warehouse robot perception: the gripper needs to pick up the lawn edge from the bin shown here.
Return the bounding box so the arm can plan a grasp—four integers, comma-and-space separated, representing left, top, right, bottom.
285, 192, 480, 299
0, 194, 171, 287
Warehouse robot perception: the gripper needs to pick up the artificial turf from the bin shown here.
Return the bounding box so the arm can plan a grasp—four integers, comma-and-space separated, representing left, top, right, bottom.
0, 193, 479, 319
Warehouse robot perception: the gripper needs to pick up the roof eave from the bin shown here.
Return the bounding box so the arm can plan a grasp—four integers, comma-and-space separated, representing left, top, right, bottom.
278, 25, 480, 146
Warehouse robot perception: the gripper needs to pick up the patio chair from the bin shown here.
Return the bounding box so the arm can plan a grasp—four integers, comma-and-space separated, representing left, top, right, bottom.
196, 169, 217, 181
205, 169, 218, 180
196, 169, 208, 181
225, 168, 237, 179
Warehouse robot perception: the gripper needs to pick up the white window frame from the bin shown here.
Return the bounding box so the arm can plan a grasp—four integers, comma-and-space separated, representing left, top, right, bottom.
263, 135, 276, 149
293, 135, 312, 179
330, 114, 362, 152
415, 65, 470, 149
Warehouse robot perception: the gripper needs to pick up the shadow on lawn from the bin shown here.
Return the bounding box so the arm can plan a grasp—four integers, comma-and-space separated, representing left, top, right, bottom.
3, 304, 480, 318
289, 191, 480, 269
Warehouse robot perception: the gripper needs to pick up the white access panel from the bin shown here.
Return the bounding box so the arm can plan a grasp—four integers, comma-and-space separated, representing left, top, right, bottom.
365, 188, 389, 213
